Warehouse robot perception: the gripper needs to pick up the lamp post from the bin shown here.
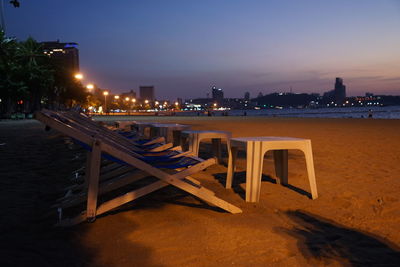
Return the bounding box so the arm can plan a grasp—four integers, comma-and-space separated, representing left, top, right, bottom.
103, 91, 109, 114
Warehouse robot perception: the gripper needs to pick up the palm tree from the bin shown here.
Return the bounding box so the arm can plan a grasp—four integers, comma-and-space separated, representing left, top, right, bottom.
0, 30, 25, 115
15, 37, 54, 112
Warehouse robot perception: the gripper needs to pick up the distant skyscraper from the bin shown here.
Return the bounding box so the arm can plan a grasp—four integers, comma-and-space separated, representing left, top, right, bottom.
42, 40, 79, 74
211, 86, 224, 101
334, 77, 346, 103
244, 92, 250, 101
140, 86, 155, 101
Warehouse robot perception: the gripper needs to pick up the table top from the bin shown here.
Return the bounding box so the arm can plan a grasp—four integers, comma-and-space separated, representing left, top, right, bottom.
182, 130, 231, 134
151, 123, 190, 128
231, 136, 308, 142
132, 121, 153, 125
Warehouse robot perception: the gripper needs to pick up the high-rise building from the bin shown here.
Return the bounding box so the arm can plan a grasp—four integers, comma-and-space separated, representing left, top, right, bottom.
334, 77, 346, 104
42, 40, 79, 74
211, 86, 224, 100
140, 86, 155, 101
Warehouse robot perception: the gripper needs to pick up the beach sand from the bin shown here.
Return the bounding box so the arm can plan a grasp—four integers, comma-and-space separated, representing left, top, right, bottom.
1, 117, 400, 266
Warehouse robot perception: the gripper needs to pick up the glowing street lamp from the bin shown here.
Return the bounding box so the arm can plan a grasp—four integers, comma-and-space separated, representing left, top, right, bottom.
155, 101, 159, 105
86, 83, 94, 90
145, 100, 149, 104
114, 95, 120, 100
131, 98, 136, 103
103, 91, 109, 113
125, 97, 130, 101
74, 73, 83, 80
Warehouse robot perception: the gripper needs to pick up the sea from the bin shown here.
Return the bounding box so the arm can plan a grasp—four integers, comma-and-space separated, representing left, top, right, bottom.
178, 105, 400, 119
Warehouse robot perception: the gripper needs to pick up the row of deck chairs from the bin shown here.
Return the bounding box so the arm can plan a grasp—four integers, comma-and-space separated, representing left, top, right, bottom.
35, 109, 242, 226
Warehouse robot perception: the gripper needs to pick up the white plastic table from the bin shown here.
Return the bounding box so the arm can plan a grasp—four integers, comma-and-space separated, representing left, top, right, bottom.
226, 136, 318, 202
132, 122, 155, 138
150, 123, 191, 145
181, 130, 231, 163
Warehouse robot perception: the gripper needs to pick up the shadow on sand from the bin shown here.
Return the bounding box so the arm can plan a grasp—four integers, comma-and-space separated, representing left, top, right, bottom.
280, 210, 400, 266
213, 171, 311, 200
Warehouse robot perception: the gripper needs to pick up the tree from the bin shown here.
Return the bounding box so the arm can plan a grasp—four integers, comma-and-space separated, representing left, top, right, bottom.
15, 37, 54, 112
0, 33, 88, 116
0, 31, 24, 115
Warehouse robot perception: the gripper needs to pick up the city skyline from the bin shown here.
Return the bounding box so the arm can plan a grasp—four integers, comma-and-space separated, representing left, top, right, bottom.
3, 0, 400, 99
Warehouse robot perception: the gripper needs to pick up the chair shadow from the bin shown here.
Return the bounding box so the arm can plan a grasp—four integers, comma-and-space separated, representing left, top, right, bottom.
102, 185, 224, 215
213, 171, 311, 200
278, 210, 400, 266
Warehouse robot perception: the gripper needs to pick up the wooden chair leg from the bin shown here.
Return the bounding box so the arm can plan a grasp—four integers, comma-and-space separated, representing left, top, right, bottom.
86, 139, 102, 221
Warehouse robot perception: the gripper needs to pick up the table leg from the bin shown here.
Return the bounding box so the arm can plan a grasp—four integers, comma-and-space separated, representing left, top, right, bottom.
226, 146, 238, 189
172, 130, 181, 146
302, 141, 318, 199
245, 141, 264, 202
273, 149, 288, 185
212, 138, 222, 163
189, 133, 200, 156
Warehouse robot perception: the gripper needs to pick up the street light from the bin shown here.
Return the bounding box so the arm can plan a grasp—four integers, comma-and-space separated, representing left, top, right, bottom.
86, 83, 94, 90
74, 73, 83, 80
114, 95, 119, 100
103, 91, 109, 113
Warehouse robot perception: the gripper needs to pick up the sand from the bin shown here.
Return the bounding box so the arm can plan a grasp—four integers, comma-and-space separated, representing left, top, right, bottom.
1, 116, 400, 266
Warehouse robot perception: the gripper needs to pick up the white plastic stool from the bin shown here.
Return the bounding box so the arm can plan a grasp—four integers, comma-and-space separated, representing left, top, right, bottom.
181, 130, 232, 163
226, 136, 318, 202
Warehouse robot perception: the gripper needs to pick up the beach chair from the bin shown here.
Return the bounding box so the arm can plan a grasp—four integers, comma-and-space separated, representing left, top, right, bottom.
35, 110, 242, 226
44, 110, 188, 200
46, 110, 195, 207
61, 111, 169, 152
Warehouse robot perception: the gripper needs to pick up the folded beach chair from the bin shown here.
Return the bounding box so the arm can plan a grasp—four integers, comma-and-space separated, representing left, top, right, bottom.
36, 110, 242, 226
46, 110, 196, 207
61, 111, 169, 152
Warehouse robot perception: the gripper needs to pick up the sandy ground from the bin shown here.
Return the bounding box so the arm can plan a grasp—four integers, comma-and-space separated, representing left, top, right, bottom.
1, 116, 400, 266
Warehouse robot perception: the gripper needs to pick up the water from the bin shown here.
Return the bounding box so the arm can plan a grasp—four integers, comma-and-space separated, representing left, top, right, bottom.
179, 106, 400, 119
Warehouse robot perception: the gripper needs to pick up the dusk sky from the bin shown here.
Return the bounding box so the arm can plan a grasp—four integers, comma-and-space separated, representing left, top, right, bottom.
4, 0, 400, 99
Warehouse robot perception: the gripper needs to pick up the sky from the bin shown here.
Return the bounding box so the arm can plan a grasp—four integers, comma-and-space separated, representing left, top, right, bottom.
3, 0, 400, 99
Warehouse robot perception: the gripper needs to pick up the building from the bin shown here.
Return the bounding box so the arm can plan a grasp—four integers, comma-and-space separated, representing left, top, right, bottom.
139, 86, 155, 101
322, 77, 347, 105
42, 40, 79, 74
334, 77, 346, 104
211, 86, 224, 101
